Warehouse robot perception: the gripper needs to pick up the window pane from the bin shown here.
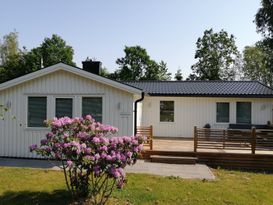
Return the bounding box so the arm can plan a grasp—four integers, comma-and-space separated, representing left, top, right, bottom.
28, 97, 47, 127
56, 98, 73, 118
160, 101, 174, 122
82, 97, 102, 122
236, 102, 251, 124
216, 102, 229, 123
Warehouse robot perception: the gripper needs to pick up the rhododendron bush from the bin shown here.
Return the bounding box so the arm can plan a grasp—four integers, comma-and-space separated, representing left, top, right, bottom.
30, 115, 145, 204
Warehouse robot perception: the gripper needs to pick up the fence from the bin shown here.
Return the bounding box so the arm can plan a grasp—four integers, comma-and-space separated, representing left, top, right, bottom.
136, 125, 153, 150
194, 126, 273, 154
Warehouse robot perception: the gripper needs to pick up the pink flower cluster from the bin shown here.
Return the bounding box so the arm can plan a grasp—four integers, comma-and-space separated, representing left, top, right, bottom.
30, 115, 144, 189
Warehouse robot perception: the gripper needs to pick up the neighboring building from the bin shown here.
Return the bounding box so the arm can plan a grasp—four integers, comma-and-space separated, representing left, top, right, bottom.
125, 81, 273, 138
1, 62, 273, 158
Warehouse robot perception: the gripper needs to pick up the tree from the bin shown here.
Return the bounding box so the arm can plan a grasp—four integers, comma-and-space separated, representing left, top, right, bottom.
242, 42, 273, 86
144, 60, 171, 80
255, 0, 273, 39
100, 67, 110, 77
39, 34, 75, 67
0, 33, 75, 83
0, 51, 25, 82
186, 74, 199, 81
252, 1, 273, 86
174, 69, 183, 81
0, 31, 19, 65
114, 46, 171, 80
232, 53, 245, 80
157, 61, 172, 80
190, 29, 239, 80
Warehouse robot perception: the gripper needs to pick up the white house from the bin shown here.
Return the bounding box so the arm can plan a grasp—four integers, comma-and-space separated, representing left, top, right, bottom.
0, 62, 142, 158
125, 81, 273, 138
1, 62, 273, 158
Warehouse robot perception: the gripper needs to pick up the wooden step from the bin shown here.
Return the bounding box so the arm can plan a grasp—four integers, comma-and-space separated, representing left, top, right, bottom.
150, 155, 197, 164
142, 150, 196, 158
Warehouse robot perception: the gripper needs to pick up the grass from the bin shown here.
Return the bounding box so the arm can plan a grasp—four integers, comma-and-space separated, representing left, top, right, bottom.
0, 167, 273, 205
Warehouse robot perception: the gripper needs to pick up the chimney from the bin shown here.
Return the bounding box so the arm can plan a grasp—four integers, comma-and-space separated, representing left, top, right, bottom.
82, 60, 102, 75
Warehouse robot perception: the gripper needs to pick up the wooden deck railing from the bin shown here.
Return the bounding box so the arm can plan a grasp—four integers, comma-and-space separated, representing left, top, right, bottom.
194, 126, 273, 154
137, 125, 153, 150
256, 130, 273, 151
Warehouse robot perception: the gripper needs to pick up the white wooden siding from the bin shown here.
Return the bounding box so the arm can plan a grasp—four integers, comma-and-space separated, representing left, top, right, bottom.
139, 96, 273, 138
0, 70, 135, 158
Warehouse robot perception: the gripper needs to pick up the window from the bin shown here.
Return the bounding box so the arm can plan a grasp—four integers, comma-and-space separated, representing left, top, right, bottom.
82, 97, 102, 122
160, 101, 174, 122
236, 102, 251, 124
28, 97, 47, 127
216, 102, 230, 123
56, 98, 73, 118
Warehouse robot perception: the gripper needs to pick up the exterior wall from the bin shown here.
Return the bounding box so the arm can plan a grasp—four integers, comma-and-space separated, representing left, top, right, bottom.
0, 70, 135, 158
136, 102, 143, 127
139, 96, 273, 138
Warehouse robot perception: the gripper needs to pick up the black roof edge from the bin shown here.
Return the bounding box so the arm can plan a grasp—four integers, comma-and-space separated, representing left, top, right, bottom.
122, 80, 263, 83
148, 93, 273, 98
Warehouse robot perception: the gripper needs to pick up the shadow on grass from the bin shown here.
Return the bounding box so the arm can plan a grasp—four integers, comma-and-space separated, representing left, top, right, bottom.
0, 190, 73, 205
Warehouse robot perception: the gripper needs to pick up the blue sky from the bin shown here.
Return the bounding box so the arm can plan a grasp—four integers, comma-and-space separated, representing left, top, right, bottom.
0, 0, 262, 78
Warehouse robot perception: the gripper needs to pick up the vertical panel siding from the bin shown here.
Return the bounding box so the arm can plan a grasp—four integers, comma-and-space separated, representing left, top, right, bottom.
140, 96, 273, 138
0, 70, 135, 158
136, 102, 142, 126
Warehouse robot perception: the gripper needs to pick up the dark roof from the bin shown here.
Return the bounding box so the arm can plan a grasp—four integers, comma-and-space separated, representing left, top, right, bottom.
123, 80, 273, 97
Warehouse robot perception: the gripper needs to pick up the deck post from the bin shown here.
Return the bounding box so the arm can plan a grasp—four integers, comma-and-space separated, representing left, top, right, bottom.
150, 125, 153, 150
251, 127, 256, 154
223, 129, 226, 149
194, 126, 197, 152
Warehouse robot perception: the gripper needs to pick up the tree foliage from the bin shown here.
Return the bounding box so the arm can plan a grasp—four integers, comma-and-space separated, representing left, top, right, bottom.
190, 29, 239, 80
39, 34, 75, 67
0, 31, 19, 65
0, 33, 75, 83
242, 41, 273, 86
245, 0, 273, 85
255, 0, 273, 39
114, 46, 171, 80
174, 69, 183, 81
186, 74, 198, 81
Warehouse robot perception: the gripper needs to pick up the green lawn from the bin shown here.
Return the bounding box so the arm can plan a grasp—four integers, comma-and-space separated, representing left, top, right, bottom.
0, 167, 272, 205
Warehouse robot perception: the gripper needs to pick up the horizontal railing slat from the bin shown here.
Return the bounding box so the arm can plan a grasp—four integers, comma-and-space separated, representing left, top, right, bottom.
194, 126, 273, 153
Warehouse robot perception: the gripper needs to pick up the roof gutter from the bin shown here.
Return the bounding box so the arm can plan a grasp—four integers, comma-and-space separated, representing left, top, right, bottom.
134, 92, 145, 135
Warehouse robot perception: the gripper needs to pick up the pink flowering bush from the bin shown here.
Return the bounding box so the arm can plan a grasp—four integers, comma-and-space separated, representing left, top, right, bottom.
30, 115, 145, 204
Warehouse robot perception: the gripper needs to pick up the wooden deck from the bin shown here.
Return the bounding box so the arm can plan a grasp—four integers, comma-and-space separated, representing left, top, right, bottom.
139, 126, 273, 170
142, 138, 273, 170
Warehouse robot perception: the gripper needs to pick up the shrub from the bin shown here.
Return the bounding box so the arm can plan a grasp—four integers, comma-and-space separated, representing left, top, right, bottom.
30, 115, 145, 204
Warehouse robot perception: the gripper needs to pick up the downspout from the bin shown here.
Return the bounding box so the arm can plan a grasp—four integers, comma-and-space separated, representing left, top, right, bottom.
134, 92, 145, 135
